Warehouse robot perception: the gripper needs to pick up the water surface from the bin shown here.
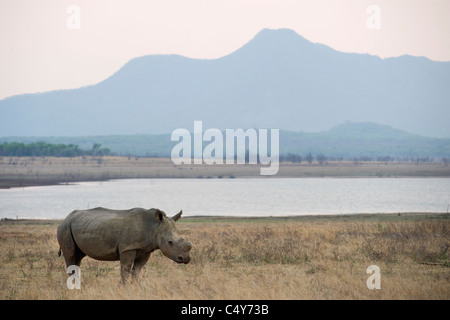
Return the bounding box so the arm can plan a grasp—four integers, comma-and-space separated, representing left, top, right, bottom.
1, 178, 449, 219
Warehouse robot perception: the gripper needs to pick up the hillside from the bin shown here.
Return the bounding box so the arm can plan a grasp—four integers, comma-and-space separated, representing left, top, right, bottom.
281, 122, 450, 158
2, 122, 449, 159
1, 29, 449, 138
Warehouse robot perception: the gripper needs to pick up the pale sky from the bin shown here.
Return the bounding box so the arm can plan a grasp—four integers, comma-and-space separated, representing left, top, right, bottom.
1, 0, 449, 100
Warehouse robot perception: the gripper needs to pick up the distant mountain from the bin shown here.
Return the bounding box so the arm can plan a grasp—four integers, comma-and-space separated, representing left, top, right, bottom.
2, 122, 449, 158
281, 122, 450, 158
1, 28, 450, 137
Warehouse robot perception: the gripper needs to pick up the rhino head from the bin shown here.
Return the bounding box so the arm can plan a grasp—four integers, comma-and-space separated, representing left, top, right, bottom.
155, 209, 192, 264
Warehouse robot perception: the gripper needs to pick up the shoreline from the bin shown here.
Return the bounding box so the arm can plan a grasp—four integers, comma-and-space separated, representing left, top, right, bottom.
2, 174, 448, 190
1, 156, 450, 189
2, 212, 449, 225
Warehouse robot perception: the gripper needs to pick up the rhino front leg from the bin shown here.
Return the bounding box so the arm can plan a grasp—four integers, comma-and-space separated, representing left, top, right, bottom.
119, 250, 136, 284
131, 253, 151, 281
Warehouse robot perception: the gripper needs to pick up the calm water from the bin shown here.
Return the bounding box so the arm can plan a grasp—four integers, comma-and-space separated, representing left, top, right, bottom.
1, 178, 449, 219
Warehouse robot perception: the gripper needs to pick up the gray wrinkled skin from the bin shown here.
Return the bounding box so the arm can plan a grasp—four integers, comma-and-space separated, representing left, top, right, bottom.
57, 207, 192, 283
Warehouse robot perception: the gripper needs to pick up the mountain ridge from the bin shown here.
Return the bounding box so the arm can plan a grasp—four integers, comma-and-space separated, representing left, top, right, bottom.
2, 121, 449, 158
1, 28, 449, 138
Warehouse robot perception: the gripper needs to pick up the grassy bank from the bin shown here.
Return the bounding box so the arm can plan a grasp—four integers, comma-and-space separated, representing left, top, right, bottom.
1, 156, 450, 189
0, 214, 448, 299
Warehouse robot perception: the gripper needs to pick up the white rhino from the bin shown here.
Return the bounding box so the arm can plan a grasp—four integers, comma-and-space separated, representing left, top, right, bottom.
57, 207, 192, 283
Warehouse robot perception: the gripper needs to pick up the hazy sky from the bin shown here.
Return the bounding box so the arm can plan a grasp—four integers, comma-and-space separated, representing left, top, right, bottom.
1, 0, 449, 100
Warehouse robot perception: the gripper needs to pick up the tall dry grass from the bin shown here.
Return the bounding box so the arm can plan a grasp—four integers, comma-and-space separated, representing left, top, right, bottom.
0, 218, 449, 299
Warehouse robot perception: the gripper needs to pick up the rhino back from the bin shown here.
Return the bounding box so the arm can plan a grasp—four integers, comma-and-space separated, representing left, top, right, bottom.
69, 207, 157, 260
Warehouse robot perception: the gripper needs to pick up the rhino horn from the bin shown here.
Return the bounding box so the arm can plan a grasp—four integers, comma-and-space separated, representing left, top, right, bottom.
173, 210, 183, 222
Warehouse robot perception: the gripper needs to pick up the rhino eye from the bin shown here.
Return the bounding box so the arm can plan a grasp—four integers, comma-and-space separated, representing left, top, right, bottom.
168, 241, 173, 247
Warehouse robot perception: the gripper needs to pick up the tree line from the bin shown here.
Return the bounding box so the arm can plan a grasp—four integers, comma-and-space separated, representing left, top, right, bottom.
1, 141, 448, 165
0, 142, 111, 157
279, 152, 449, 164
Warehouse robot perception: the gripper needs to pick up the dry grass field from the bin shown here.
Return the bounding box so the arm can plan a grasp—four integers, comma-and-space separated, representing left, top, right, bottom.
1, 156, 450, 189
1, 215, 448, 300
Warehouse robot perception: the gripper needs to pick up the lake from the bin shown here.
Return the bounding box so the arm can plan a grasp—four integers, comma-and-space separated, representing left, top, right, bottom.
1, 178, 449, 219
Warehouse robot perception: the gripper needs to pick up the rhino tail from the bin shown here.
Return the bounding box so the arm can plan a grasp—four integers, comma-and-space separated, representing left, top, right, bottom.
58, 247, 62, 257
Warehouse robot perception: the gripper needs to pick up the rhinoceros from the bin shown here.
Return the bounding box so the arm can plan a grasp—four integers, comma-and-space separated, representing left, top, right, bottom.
57, 207, 192, 283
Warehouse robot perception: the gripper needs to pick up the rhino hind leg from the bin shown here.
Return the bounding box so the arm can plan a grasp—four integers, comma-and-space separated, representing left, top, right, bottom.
62, 246, 86, 269
57, 222, 86, 268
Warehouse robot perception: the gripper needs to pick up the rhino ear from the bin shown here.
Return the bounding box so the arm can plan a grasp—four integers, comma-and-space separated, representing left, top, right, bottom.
173, 210, 183, 222
155, 209, 164, 222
